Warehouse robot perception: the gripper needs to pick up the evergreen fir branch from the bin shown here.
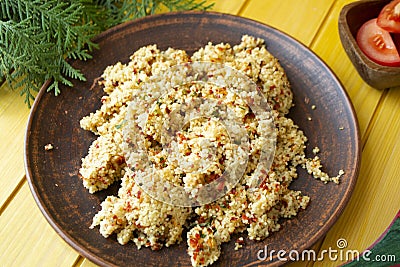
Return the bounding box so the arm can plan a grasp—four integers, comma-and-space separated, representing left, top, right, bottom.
0, 0, 214, 107
60, 59, 86, 82
19, 79, 37, 107
80, 0, 122, 31
0, 18, 50, 85
1, 1, 97, 104
67, 49, 93, 61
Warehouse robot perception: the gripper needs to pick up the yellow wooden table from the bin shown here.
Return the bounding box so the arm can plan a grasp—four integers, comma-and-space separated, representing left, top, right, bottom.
1, 0, 399, 266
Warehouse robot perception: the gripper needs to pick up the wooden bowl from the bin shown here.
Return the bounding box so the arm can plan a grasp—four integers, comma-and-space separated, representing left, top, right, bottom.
339, 0, 400, 89
25, 12, 360, 267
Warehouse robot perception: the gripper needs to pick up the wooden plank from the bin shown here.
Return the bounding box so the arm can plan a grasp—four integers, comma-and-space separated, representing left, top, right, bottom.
309, 0, 398, 266
310, 0, 383, 138
0, 182, 79, 266
78, 258, 98, 267
239, 0, 335, 46
314, 87, 400, 266
0, 84, 31, 210
209, 0, 247, 14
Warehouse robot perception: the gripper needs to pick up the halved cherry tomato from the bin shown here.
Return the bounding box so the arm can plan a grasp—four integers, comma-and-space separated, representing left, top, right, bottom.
357, 18, 400, 66
377, 0, 400, 33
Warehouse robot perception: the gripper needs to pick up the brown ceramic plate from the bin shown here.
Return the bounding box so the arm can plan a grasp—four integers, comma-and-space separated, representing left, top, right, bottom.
25, 12, 360, 267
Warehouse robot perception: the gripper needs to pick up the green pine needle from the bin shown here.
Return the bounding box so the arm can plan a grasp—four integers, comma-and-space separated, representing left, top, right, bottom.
0, 0, 214, 107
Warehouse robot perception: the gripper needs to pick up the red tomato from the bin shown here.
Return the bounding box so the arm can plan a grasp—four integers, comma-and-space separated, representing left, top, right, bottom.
377, 0, 400, 33
357, 18, 400, 66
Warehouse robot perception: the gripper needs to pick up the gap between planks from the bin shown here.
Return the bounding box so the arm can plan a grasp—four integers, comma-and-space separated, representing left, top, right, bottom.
360, 88, 389, 149
236, 0, 250, 16
72, 255, 85, 267
308, 1, 337, 48
0, 175, 26, 217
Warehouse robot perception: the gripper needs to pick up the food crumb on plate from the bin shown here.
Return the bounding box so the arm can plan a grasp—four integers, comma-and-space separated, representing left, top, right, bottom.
234, 237, 245, 250
44, 143, 53, 151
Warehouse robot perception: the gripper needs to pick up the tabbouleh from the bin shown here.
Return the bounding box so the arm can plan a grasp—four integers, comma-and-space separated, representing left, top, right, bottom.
79, 35, 343, 266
